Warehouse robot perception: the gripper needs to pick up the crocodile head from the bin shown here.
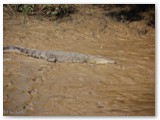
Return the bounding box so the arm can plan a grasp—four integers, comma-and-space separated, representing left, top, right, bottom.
96, 58, 116, 64
88, 57, 116, 64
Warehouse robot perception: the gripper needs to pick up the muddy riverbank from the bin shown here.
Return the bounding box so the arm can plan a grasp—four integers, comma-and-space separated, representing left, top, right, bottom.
3, 5, 155, 116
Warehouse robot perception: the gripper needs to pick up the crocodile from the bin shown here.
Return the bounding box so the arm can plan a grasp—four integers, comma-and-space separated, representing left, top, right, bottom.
3, 45, 116, 64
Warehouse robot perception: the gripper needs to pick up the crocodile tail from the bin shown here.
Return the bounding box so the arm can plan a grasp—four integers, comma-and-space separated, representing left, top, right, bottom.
3, 45, 14, 50
3, 45, 28, 53
4, 45, 19, 52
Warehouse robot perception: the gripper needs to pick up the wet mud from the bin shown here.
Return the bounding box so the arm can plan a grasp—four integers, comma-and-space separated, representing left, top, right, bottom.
3, 5, 155, 116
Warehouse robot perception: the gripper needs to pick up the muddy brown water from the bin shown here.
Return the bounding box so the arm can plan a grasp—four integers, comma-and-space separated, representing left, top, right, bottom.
3, 6, 155, 116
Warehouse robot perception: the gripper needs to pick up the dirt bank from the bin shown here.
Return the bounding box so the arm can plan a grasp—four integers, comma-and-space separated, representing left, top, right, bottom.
3, 5, 155, 116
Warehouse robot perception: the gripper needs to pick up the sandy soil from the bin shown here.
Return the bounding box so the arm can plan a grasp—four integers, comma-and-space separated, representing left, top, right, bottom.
3, 5, 155, 116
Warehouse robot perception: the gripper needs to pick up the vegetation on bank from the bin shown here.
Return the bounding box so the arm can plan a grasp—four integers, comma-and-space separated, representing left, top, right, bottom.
4, 4, 76, 21
97, 4, 155, 27
4, 4, 155, 27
